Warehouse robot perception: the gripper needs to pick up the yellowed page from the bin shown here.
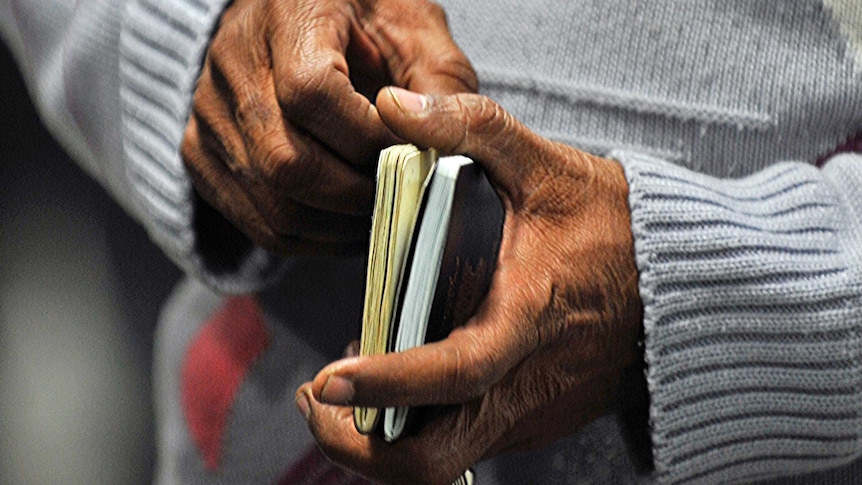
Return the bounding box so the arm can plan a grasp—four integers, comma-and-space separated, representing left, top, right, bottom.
355, 145, 434, 433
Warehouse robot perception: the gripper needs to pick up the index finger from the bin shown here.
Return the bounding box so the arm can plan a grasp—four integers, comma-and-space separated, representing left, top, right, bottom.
271, 5, 398, 166
310, 271, 542, 408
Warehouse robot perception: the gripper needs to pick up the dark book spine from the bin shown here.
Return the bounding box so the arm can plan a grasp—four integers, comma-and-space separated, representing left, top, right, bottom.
426, 164, 504, 342
394, 161, 504, 440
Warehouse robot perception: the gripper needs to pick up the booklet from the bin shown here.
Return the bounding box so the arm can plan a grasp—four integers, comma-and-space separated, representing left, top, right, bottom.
354, 145, 504, 441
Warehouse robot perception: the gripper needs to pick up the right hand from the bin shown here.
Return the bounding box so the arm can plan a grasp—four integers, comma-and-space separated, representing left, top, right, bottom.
181, 0, 476, 254
297, 88, 642, 484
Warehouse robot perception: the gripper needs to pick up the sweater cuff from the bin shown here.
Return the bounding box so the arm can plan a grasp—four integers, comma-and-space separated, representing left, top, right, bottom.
615, 151, 862, 484
119, 0, 286, 293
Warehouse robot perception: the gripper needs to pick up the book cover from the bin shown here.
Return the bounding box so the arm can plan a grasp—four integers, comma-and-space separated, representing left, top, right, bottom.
383, 156, 504, 441
354, 146, 504, 441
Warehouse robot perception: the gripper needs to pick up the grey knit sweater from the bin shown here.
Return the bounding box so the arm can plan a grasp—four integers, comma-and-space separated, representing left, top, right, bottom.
2, 0, 862, 484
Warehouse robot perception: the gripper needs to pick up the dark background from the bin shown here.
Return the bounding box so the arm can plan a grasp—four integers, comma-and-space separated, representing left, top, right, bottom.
0, 42, 180, 484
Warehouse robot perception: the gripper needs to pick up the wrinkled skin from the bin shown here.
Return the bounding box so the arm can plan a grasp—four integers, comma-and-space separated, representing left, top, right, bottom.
182, 0, 476, 254
296, 87, 644, 485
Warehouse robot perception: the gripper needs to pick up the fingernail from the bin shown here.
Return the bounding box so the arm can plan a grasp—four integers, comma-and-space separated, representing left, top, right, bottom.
320, 375, 354, 404
388, 86, 427, 113
295, 392, 311, 420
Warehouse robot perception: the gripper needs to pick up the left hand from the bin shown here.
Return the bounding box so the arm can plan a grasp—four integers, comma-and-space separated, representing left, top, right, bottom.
181, 0, 476, 254
295, 87, 644, 485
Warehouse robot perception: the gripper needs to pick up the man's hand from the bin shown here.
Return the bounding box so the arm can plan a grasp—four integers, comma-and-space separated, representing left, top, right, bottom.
182, 0, 476, 254
295, 87, 644, 484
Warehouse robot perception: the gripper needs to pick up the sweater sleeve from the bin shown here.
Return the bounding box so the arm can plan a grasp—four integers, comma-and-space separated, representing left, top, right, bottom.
0, 0, 286, 293
615, 151, 862, 484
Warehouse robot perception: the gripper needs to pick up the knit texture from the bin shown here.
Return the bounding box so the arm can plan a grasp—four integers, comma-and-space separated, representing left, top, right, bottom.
441, 0, 862, 177
620, 152, 862, 484
119, 0, 286, 293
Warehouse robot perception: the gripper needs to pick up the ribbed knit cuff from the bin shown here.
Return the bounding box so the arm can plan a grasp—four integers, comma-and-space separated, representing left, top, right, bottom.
119, 0, 285, 293
615, 151, 862, 484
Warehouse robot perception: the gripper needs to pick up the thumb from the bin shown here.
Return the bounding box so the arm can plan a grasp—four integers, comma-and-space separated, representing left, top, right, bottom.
377, 86, 566, 206
310, 267, 542, 408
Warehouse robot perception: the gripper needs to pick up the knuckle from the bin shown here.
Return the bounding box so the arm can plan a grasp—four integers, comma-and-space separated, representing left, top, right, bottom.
404, 0, 448, 31
444, 336, 495, 401
474, 97, 520, 154
284, 62, 324, 101
234, 84, 276, 130
187, 104, 241, 169
420, 1, 447, 23
280, 154, 322, 202
206, 28, 248, 79
278, 55, 339, 120
207, 24, 269, 96
443, 95, 507, 154
209, 0, 263, 64
256, 134, 295, 177
190, 74, 221, 123
207, 30, 234, 67
469, 97, 509, 137
253, 133, 301, 183
252, 137, 324, 212
442, 95, 471, 154
192, 102, 250, 171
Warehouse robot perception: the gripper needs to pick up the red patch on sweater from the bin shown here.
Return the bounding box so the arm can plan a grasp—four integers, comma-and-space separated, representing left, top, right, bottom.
181, 295, 269, 470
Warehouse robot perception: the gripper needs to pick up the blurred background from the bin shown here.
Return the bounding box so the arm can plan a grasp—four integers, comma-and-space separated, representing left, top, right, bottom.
0, 42, 180, 484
